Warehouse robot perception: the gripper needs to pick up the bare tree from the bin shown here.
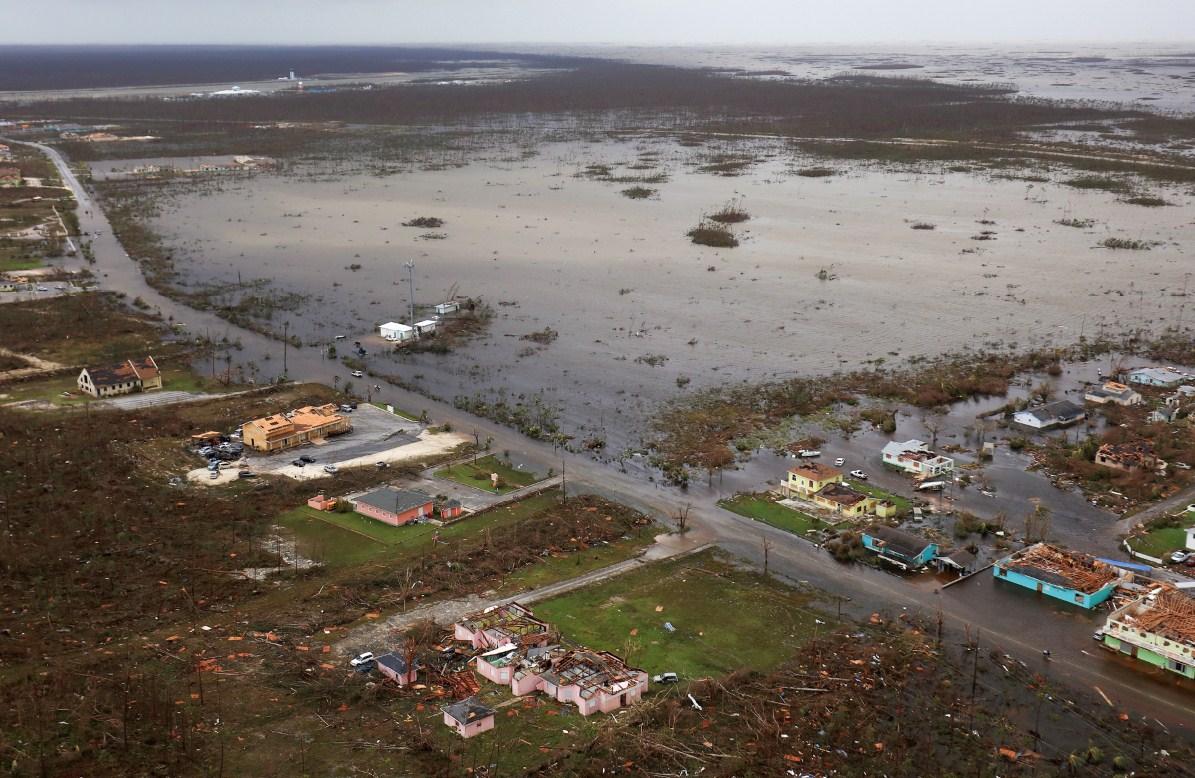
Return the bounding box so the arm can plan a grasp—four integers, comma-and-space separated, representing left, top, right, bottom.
672, 503, 692, 534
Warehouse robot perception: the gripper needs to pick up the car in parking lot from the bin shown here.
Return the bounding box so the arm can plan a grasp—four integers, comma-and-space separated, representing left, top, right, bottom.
291, 459, 305, 467
349, 651, 375, 667
339, 404, 354, 413
834, 457, 846, 467
323, 464, 338, 474
1171, 550, 1190, 564
850, 469, 868, 480
350, 370, 364, 378
209, 470, 219, 479
300, 454, 316, 463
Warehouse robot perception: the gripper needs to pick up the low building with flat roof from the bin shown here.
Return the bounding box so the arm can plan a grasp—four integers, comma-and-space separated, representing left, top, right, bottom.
881, 439, 954, 477
442, 697, 495, 738
242, 404, 351, 452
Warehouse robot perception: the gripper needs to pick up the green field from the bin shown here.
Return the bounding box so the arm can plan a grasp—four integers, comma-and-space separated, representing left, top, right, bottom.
534, 550, 828, 679
496, 529, 657, 594
718, 493, 828, 537
278, 490, 562, 568
845, 478, 912, 513
435, 454, 539, 494
1127, 511, 1195, 560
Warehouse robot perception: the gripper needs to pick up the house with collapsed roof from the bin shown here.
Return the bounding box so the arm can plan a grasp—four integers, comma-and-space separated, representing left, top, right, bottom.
993, 543, 1127, 609
1095, 441, 1162, 474
77, 356, 162, 398
241, 404, 351, 452
454, 603, 553, 651
442, 697, 495, 738
1102, 588, 1195, 680
881, 439, 955, 477
1084, 381, 1142, 407
520, 648, 648, 716
861, 525, 938, 570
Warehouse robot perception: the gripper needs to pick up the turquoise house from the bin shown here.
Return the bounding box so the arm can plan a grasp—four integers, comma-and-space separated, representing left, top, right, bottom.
993, 543, 1123, 610
861, 525, 938, 570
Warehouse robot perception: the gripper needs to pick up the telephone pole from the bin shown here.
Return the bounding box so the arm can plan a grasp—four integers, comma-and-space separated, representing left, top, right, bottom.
282, 320, 289, 376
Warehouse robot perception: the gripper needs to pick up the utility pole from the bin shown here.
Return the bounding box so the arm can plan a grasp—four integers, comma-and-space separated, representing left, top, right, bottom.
282, 320, 289, 376
1179, 272, 1191, 332
404, 260, 416, 327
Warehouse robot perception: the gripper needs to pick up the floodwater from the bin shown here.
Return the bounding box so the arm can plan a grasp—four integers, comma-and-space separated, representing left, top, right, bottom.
547, 42, 1195, 111
130, 133, 1195, 449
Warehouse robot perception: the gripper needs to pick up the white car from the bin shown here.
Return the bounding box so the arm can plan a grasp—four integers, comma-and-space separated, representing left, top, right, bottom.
350, 370, 364, 378
349, 651, 375, 667
323, 464, 338, 474
1171, 551, 1190, 564
834, 457, 846, 467
797, 449, 821, 458
850, 470, 868, 480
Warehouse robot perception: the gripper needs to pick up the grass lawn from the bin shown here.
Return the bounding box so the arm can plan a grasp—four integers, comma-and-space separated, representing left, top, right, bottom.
278, 490, 562, 568
495, 528, 657, 594
719, 493, 827, 537
370, 400, 423, 422
1128, 512, 1195, 559
0, 255, 43, 272
846, 479, 912, 513
534, 550, 828, 679
435, 454, 539, 494
0, 365, 222, 407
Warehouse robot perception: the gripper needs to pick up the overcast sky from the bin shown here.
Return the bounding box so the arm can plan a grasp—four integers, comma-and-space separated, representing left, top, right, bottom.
5, 0, 1193, 45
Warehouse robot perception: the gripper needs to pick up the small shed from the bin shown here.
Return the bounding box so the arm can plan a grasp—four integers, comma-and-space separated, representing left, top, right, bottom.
434, 301, 460, 315
375, 652, 417, 686
379, 322, 414, 342
442, 697, 495, 738
439, 499, 463, 520
938, 548, 977, 575
414, 319, 438, 335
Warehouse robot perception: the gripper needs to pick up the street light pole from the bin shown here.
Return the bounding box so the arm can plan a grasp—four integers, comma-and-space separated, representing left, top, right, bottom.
404, 260, 416, 328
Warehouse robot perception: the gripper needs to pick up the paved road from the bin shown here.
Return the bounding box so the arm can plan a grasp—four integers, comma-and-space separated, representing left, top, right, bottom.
27, 137, 1195, 732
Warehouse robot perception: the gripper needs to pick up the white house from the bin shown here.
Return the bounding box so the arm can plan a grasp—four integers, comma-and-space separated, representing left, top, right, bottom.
881, 440, 955, 477
1127, 367, 1190, 388
1012, 400, 1087, 430
379, 322, 414, 342
414, 319, 438, 335
1084, 381, 1141, 407
434, 301, 460, 315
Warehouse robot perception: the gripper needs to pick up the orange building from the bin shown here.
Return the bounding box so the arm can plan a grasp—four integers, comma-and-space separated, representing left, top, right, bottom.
242, 404, 351, 452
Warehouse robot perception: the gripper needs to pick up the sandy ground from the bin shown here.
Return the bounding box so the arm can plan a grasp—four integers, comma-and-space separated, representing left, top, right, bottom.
138, 135, 1194, 446
185, 428, 469, 485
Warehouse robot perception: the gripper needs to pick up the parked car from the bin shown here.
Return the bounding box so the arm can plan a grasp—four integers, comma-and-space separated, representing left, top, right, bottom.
797, 449, 821, 458
850, 469, 868, 480
350, 370, 364, 378
333, 335, 347, 340
237, 471, 256, 479
349, 652, 375, 667
375, 461, 390, 469
1171, 550, 1190, 564
339, 404, 354, 413
323, 465, 338, 474
300, 454, 316, 463
1092, 630, 1105, 642
834, 457, 846, 467
208, 470, 219, 479
292, 459, 305, 467
652, 672, 679, 684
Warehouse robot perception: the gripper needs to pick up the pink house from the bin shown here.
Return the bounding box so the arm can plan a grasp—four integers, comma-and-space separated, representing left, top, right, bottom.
439, 499, 464, 521
442, 697, 496, 738
474, 644, 521, 686
307, 494, 337, 511
453, 603, 552, 650
352, 487, 433, 526
519, 649, 648, 716
375, 653, 417, 686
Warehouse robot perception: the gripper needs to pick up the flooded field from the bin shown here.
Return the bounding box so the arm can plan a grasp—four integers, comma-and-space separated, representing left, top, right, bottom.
122, 134, 1195, 448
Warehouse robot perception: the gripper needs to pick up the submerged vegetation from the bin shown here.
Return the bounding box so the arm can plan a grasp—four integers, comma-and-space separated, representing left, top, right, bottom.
687, 221, 739, 248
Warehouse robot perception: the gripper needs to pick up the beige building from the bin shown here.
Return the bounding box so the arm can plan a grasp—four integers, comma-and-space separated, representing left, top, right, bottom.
77, 356, 162, 398
242, 404, 351, 452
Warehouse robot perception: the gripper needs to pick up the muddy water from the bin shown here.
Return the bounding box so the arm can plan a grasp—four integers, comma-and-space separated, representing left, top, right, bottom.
136, 136, 1195, 448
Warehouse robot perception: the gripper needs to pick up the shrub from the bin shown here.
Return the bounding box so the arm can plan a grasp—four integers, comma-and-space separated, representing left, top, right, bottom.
621, 186, 655, 199
402, 216, 444, 228
687, 222, 738, 248
1101, 237, 1151, 250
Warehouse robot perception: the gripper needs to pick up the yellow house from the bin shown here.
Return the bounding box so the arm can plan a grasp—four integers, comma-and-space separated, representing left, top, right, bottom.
811, 482, 878, 517
784, 462, 843, 498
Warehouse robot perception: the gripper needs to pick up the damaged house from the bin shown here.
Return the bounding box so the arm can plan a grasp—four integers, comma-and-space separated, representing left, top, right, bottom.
453, 602, 553, 651
993, 543, 1127, 609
